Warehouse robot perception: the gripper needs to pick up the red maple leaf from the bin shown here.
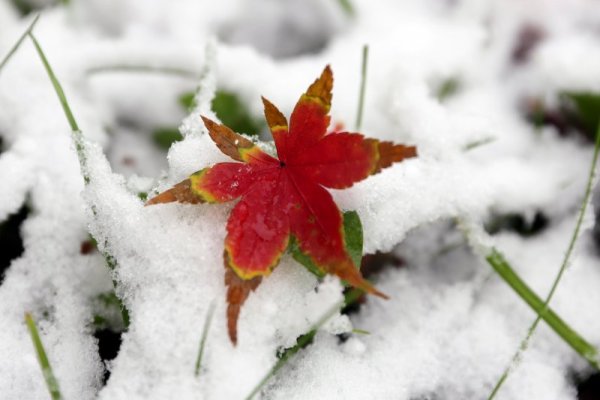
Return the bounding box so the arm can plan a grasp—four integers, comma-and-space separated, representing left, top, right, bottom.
147, 66, 417, 344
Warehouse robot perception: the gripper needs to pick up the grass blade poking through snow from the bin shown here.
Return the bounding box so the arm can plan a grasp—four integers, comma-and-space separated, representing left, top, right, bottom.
0, 14, 40, 75
195, 300, 216, 376
355, 44, 369, 131
28, 31, 129, 325
28, 32, 89, 181
488, 123, 600, 399
28, 33, 79, 132
486, 249, 599, 368
25, 313, 62, 400
244, 288, 364, 400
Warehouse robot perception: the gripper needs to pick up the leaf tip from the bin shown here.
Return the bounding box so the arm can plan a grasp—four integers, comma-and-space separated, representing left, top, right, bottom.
224, 261, 262, 346
369, 140, 418, 174
200, 114, 214, 129
304, 65, 334, 111
373, 289, 390, 300
356, 278, 389, 300
145, 179, 204, 206
262, 96, 288, 132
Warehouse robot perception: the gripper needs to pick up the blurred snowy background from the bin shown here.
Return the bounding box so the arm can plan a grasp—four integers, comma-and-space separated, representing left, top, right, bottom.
1, 0, 600, 399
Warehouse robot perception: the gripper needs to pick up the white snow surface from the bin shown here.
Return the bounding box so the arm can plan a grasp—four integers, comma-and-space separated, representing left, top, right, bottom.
0, 0, 599, 399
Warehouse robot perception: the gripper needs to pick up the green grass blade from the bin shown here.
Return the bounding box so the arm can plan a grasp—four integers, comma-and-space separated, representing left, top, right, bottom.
488, 123, 600, 399
486, 249, 599, 366
0, 14, 40, 74
28, 33, 130, 326
25, 313, 62, 400
195, 300, 216, 376
355, 44, 369, 131
463, 137, 495, 152
343, 210, 363, 268
28, 33, 79, 132
244, 289, 364, 400
337, 0, 355, 16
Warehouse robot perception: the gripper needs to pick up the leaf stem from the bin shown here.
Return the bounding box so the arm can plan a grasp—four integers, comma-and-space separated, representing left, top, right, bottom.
355, 44, 369, 131
195, 300, 216, 376
0, 14, 40, 74
25, 313, 62, 400
244, 288, 364, 400
487, 123, 600, 399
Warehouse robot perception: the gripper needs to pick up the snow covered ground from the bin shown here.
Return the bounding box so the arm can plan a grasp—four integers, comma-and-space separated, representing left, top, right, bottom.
1, 0, 600, 399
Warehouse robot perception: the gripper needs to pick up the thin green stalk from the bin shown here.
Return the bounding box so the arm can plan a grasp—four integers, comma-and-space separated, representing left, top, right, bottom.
486, 249, 598, 367
25, 313, 62, 400
355, 45, 369, 131
337, 0, 355, 16
0, 14, 40, 74
86, 65, 198, 79
195, 300, 216, 376
28, 33, 79, 132
244, 289, 364, 400
488, 124, 600, 399
463, 137, 495, 151
28, 33, 130, 326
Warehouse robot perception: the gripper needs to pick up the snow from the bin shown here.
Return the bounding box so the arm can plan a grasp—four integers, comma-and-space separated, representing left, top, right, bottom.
0, 0, 599, 399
